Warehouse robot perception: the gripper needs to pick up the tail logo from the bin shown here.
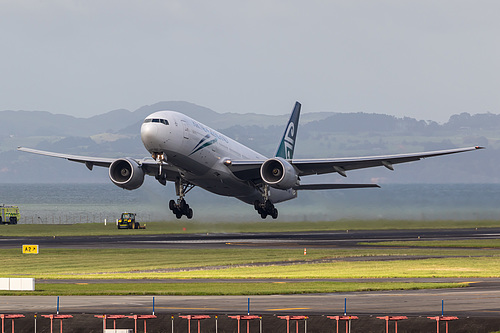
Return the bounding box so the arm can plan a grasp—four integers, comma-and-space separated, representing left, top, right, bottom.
275, 101, 301, 160
283, 123, 295, 159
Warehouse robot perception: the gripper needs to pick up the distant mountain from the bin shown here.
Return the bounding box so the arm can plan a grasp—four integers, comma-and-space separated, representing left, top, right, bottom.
1, 101, 499, 183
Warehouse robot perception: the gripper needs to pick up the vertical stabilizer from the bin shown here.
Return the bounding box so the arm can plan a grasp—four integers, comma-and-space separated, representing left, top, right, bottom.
275, 101, 301, 159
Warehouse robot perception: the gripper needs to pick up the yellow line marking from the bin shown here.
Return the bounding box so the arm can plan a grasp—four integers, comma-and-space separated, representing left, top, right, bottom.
155, 307, 221, 310
268, 308, 310, 311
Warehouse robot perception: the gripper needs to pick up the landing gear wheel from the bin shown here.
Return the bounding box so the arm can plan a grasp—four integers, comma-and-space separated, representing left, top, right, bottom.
169, 198, 194, 219
255, 197, 279, 219
179, 199, 187, 211
169, 178, 196, 219
186, 208, 193, 219
169, 200, 176, 211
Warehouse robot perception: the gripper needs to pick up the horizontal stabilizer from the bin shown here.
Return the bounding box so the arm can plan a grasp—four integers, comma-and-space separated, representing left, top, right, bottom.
293, 183, 380, 190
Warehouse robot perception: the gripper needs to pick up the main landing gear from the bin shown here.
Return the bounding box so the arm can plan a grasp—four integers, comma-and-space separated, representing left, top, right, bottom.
254, 199, 278, 219
254, 185, 278, 219
169, 178, 194, 219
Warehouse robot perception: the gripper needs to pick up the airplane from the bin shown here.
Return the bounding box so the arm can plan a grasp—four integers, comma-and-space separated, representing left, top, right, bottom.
18, 102, 483, 219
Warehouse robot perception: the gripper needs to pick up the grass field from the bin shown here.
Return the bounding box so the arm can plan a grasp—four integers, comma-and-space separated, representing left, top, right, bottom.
1, 221, 499, 295
1, 248, 499, 279
0, 244, 499, 295
1, 219, 499, 237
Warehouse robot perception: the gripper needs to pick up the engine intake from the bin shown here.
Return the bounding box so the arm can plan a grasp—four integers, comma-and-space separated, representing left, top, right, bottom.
109, 158, 145, 190
260, 157, 299, 190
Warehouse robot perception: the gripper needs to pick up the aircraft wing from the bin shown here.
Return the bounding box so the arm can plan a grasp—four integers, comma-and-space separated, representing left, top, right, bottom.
293, 183, 380, 190
18, 147, 117, 168
17, 147, 179, 178
228, 146, 483, 181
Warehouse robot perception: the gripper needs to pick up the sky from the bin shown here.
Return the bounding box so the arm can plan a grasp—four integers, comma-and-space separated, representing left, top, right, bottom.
1, 1, 499, 123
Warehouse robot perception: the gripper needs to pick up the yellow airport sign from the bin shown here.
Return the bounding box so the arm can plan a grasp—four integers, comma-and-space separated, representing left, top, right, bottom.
22, 244, 39, 254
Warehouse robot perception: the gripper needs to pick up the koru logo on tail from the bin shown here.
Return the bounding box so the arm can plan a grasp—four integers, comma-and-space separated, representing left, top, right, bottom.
283, 123, 295, 159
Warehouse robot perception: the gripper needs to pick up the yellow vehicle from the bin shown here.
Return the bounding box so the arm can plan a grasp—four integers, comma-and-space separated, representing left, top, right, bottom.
117, 212, 143, 229
0, 204, 20, 225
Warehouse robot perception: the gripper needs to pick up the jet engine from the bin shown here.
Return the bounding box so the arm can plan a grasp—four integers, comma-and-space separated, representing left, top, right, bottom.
109, 158, 145, 190
260, 157, 299, 190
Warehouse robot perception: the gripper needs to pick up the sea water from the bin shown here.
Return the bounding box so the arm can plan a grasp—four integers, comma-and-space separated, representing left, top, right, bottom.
1, 181, 499, 223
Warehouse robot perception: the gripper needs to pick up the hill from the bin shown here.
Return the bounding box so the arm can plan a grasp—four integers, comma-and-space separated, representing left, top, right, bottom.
0, 101, 497, 183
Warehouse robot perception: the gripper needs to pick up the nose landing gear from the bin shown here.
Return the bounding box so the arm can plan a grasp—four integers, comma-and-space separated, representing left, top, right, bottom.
152, 152, 168, 186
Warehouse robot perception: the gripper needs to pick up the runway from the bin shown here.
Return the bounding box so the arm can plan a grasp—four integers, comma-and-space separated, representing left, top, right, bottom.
1, 227, 500, 249
1, 228, 500, 316
2, 286, 500, 316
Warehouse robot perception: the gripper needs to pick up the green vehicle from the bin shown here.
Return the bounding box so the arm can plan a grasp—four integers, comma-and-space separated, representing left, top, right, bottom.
117, 212, 142, 229
0, 204, 20, 224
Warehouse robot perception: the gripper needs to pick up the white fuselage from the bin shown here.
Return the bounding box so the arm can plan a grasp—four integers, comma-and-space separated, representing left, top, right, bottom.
140, 111, 297, 205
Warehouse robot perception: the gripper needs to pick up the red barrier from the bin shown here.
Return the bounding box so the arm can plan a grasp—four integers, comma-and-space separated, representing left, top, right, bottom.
327, 315, 359, 333
376, 316, 407, 333
179, 315, 211, 333
94, 314, 127, 330
41, 314, 73, 333
125, 315, 157, 333
228, 315, 261, 333
277, 315, 308, 333
0, 314, 25, 333
427, 316, 459, 333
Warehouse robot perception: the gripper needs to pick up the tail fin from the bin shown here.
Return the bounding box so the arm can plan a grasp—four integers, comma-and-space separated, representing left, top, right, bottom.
275, 101, 301, 159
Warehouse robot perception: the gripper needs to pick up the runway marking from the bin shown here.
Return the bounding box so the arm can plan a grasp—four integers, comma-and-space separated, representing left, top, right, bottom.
267, 308, 311, 311
155, 307, 221, 311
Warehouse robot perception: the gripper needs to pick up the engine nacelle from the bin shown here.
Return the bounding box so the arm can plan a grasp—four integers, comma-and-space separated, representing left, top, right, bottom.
109, 158, 145, 190
260, 157, 299, 190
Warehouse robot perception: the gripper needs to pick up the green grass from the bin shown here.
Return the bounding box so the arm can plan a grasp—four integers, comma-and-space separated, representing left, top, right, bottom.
1, 219, 499, 237
0, 282, 467, 296
154, 257, 500, 279
2, 234, 499, 295
1, 248, 499, 280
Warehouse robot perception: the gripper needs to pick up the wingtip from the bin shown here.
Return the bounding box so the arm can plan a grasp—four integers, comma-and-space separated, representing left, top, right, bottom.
475, 146, 485, 150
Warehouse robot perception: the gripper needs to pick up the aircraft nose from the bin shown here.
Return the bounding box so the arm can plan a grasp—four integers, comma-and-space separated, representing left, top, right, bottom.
141, 123, 159, 151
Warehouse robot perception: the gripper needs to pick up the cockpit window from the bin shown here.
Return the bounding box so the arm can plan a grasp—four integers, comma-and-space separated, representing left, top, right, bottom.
144, 118, 169, 125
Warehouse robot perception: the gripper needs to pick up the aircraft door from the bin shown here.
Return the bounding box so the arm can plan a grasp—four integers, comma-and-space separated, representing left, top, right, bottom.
181, 120, 189, 139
